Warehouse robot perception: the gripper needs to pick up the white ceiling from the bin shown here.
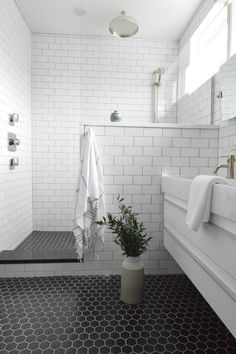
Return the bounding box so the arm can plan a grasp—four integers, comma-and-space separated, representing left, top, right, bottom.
15, 0, 202, 40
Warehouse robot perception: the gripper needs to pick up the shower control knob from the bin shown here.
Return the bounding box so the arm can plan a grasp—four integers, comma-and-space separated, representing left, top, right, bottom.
8, 133, 20, 152
9, 138, 20, 146
9, 157, 19, 170
9, 113, 19, 125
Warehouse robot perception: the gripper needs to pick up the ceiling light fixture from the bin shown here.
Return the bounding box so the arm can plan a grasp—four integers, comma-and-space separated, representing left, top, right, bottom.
109, 11, 139, 38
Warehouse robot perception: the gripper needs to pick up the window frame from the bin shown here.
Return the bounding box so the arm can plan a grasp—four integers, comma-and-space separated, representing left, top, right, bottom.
228, 0, 236, 57
184, 0, 235, 96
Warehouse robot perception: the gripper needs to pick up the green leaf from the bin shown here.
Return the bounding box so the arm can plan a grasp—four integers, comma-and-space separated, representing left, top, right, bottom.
96, 195, 151, 257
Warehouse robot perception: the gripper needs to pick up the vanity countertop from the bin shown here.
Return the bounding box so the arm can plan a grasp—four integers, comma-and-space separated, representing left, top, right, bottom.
161, 175, 236, 225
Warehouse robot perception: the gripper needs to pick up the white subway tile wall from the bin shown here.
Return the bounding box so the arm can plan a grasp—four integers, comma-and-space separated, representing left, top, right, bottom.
90, 124, 218, 274
31, 34, 82, 231
213, 74, 222, 127
79, 37, 179, 123
0, 2, 226, 277
30, 27, 220, 276
0, 0, 32, 251
219, 118, 236, 161
31, 33, 178, 233
1, 124, 219, 276
177, 79, 212, 125
32, 34, 179, 125
215, 74, 236, 160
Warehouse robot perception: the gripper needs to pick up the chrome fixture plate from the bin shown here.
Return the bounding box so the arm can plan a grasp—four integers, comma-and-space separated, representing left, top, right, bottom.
8, 132, 20, 151
8, 132, 16, 151
9, 113, 19, 125
9, 157, 19, 170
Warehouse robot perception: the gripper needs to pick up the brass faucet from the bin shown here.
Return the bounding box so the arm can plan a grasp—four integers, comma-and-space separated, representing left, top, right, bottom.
213, 155, 235, 178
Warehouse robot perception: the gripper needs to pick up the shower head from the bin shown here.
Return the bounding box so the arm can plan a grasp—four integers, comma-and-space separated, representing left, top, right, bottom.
109, 11, 139, 38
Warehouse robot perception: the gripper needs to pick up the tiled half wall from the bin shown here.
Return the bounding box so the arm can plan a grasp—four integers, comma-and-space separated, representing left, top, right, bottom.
6, 124, 219, 277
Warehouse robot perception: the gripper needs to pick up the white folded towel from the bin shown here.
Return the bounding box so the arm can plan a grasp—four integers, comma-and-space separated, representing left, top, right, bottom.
72, 128, 105, 260
186, 175, 230, 231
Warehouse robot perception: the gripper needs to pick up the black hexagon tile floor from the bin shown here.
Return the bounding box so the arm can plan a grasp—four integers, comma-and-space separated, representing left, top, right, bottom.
0, 275, 236, 354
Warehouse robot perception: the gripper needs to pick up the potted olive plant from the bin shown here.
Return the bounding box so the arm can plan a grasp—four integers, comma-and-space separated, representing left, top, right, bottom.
97, 195, 151, 304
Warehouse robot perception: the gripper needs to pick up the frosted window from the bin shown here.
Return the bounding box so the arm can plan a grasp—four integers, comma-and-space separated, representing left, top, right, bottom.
185, 2, 228, 94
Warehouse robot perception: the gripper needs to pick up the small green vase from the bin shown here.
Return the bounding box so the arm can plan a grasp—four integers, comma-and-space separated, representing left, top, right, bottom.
110, 110, 122, 122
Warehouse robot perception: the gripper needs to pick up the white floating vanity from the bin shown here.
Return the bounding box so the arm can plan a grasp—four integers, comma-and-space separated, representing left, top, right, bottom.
162, 176, 236, 338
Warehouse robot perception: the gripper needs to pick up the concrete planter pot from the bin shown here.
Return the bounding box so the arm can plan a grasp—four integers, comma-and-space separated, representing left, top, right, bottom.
121, 256, 144, 304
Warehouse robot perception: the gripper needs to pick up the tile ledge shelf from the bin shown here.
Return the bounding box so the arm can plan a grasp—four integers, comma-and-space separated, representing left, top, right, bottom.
80, 122, 219, 129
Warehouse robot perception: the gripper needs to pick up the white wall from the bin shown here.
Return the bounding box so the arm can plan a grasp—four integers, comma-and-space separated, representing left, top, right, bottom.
177, 79, 212, 125
30, 123, 218, 274
78, 36, 178, 123
0, 0, 32, 250
32, 34, 178, 126
0, 123, 219, 276
30, 31, 220, 275
88, 124, 218, 275
31, 34, 179, 231
0, 1, 223, 277
216, 69, 236, 158
31, 35, 81, 231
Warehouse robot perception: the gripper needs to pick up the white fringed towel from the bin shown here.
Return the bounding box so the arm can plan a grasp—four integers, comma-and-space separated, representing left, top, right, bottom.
72, 128, 105, 260
186, 175, 230, 231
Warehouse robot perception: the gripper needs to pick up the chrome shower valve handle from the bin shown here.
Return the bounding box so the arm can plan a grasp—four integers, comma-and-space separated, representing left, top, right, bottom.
9, 157, 19, 170
9, 138, 20, 146
8, 133, 20, 152
9, 113, 19, 125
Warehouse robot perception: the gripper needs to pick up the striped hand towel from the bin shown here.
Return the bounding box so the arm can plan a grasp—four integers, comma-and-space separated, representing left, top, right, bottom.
73, 128, 105, 260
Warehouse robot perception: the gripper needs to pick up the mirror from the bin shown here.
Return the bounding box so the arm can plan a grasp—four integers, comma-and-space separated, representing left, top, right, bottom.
219, 53, 236, 121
